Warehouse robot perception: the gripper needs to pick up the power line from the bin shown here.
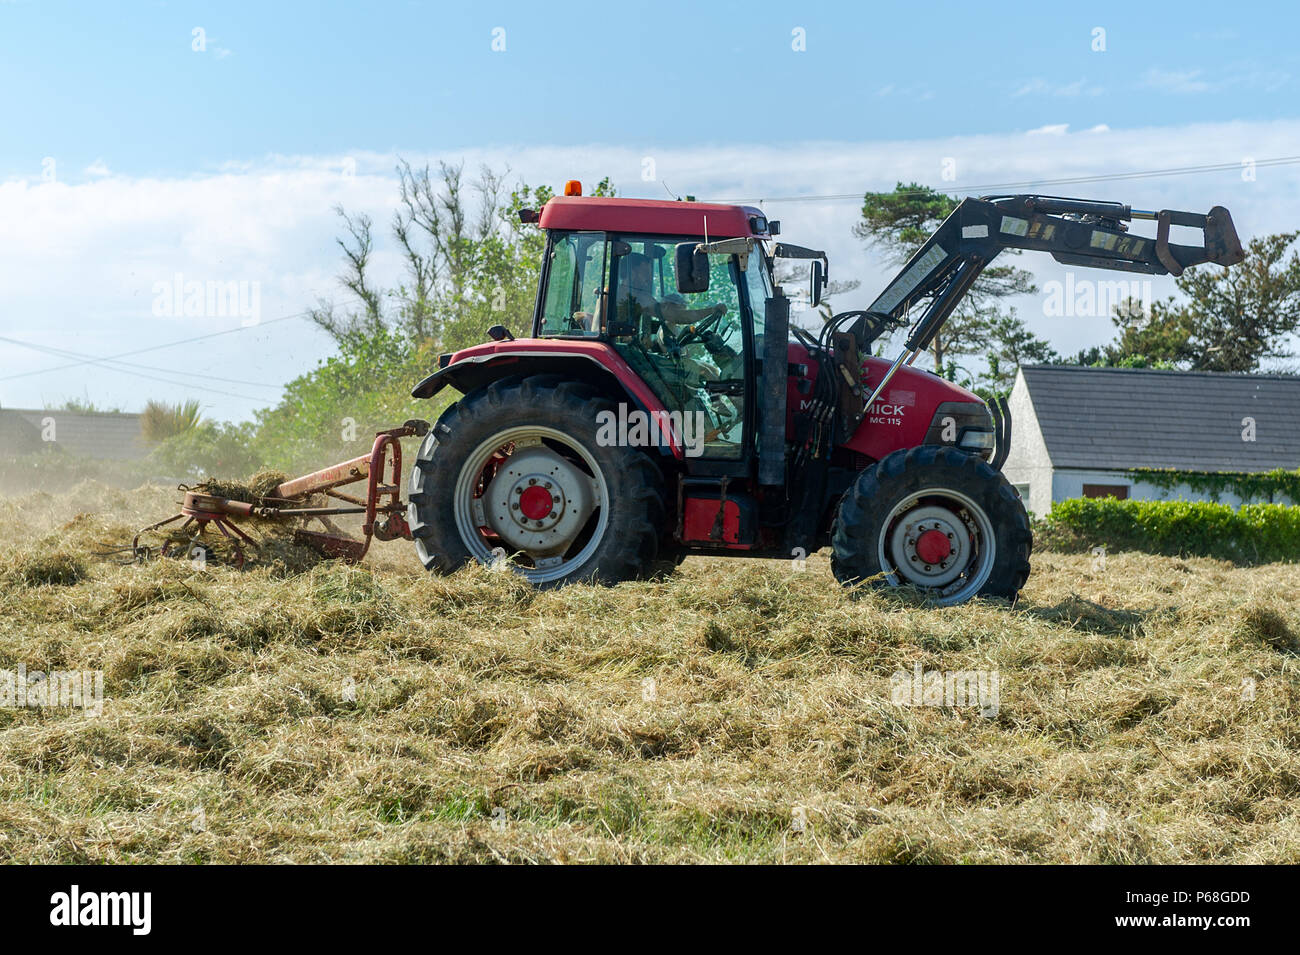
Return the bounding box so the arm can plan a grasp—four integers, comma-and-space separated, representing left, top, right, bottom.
0, 335, 274, 402
0, 334, 281, 389
709, 154, 1300, 205
0, 309, 316, 383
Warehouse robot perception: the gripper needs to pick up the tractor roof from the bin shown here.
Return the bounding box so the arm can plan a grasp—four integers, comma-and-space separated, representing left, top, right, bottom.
538, 196, 769, 238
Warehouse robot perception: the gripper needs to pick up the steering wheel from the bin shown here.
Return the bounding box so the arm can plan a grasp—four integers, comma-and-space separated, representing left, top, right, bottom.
673, 307, 725, 348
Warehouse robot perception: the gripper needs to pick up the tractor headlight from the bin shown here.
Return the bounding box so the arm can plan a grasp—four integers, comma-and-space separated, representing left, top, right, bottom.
958, 429, 995, 451
925, 401, 997, 459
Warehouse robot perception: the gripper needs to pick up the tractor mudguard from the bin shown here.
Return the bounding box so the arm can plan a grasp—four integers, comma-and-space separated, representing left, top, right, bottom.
410, 339, 686, 459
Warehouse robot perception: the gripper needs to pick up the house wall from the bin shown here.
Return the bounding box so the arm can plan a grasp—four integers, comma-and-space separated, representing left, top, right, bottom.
999, 371, 1054, 517
1050, 469, 1295, 508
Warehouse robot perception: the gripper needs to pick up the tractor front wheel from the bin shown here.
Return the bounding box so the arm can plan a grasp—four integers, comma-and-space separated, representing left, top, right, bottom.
831, 446, 1031, 605
407, 375, 666, 587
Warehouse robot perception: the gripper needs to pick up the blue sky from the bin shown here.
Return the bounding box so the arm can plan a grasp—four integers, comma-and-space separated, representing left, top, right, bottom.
2, 0, 1299, 421
4, 1, 1296, 178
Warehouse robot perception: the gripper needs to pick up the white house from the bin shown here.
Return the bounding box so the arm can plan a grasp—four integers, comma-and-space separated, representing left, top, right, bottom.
1001, 365, 1300, 516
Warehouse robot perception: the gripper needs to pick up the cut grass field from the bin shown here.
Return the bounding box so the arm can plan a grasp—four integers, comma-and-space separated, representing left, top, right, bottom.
1, 481, 1298, 863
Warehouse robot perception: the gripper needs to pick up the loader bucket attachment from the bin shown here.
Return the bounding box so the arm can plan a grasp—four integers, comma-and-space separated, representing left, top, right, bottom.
1204, 205, 1245, 268
1154, 205, 1245, 276
861, 193, 1247, 419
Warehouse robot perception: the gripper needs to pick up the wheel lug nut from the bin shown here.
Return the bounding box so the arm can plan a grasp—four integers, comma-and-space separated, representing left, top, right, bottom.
528, 478, 536, 485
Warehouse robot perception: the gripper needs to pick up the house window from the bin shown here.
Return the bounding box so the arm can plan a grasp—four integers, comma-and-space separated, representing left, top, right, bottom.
1082, 484, 1129, 500
1012, 483, 1030, 501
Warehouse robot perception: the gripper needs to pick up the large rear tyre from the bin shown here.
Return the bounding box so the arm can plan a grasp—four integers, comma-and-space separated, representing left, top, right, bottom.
831, 446, 1031, 605
407, 375, 666, 587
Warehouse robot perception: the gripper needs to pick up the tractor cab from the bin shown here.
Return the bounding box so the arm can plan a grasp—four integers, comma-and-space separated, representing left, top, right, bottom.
531, 192, 784, 464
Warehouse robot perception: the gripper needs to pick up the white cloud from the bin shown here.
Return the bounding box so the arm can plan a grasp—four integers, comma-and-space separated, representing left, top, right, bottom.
83, 159, 111, 178
1013, 78, 1103, 98
1239, 69, 1290, 93
1141, 68, 1213, 94
2, 118, 1298, 421
873, 83, 933, 101
1141, 65, 1291, 96
1026, 123, 1070, 136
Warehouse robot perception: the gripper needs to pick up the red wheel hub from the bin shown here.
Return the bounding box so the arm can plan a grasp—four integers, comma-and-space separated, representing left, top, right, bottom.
915, 528, 952, 565
519, 485, 554, 521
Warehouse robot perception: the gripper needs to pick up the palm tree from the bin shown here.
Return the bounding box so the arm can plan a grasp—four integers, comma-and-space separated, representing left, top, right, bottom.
140, 398, 203, 444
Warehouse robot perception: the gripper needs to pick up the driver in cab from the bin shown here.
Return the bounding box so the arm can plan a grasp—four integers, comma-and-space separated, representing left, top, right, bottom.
622, 252, 740, 380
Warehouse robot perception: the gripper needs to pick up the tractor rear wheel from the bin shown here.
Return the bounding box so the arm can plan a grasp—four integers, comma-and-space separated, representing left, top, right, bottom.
407, 375, 666, 587
831, 446, 1031, 605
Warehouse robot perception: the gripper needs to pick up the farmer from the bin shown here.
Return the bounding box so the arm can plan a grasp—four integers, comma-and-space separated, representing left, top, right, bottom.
619, 252, 741, 381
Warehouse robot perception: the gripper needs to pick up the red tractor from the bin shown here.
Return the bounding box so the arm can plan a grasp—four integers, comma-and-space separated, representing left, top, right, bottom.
405, 185, 1243, 604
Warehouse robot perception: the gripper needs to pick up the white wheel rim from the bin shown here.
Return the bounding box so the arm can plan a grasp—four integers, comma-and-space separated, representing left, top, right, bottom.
452, 426, 609, 584
876, 488, 996, 605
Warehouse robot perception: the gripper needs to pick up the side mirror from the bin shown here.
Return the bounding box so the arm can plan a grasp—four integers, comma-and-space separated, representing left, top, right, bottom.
809, 260, 825, 308
675, 242, 710, 294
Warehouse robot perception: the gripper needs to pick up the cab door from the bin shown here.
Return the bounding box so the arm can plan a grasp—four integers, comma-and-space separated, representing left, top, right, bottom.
606, 235, 749, 461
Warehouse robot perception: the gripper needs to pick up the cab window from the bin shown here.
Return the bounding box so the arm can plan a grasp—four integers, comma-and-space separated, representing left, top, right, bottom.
539, 231, 607, 336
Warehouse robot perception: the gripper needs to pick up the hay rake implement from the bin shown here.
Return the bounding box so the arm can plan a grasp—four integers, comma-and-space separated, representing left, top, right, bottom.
131, 419, 429, 566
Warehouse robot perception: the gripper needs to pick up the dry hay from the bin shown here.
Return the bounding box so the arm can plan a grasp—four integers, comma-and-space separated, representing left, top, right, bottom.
1, 481, 1298, 864
194, 469, 293, 505
0, 477, 335, 578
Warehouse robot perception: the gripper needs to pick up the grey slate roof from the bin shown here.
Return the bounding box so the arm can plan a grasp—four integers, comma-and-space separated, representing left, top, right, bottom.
1019, 365, 1300, 472
0, 411, 44, 456
0, 409, 147, 460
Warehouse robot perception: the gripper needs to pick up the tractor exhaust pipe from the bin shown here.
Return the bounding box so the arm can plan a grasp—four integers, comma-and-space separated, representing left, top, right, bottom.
760, 291, 790, 486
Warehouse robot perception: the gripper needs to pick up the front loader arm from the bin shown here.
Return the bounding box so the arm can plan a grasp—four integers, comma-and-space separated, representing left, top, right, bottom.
860, 193, 1244, 406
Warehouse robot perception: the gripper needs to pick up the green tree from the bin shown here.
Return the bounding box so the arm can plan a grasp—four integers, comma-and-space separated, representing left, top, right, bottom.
1058, 345, 1176, 369
855, 182, 1043, 376
249, 326, 443, 474
773, 260, 860, 325
149, 420, 258, 479
976, 308, 1059, 395
1105, 232, 1300, 372
311, 162, 615, 352
1108, 296, 1197, 366
140, 398, 203, 444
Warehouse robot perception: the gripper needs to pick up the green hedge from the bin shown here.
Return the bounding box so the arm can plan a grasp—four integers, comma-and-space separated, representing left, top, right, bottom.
1038, 497, 1300, 564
